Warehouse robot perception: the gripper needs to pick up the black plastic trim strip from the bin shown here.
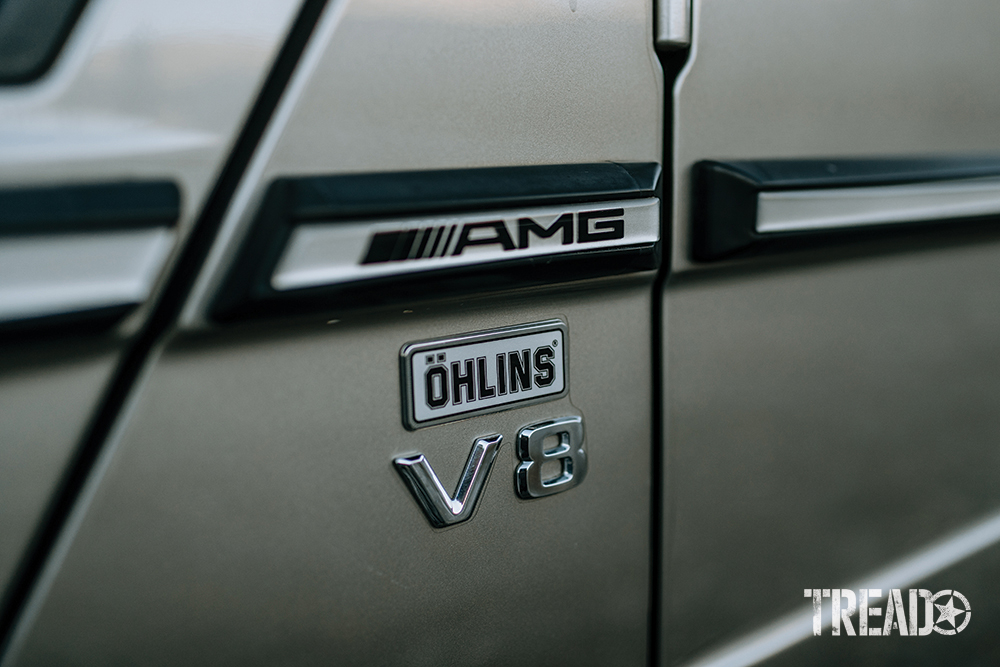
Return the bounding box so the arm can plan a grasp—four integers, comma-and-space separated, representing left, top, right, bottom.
651, 45, 689, 667
285, 162, 659, 221
0, 0, 332, 657
0, 181, 181, 236
0, 181, 180, 338
692, 156, 1000, 261
212, 162, 661, 322
0, 305, 137, 345
0, 0, 90, 85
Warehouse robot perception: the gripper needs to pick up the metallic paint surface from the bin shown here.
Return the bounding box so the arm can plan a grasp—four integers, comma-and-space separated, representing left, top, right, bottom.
762, 540, 1000, 666
664, 244, 1000, 664
0, 0, 302, 634
666, 1, 1000, 663
671, 0, 1000, 273
0, 0, 301, 331
184, 0, 663, 325
4, 0, 663, 662
7, 279, 653, 666
0, 343, 117, 604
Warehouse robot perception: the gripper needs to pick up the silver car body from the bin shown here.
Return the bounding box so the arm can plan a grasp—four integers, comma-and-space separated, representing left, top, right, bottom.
1, 0, 999, 665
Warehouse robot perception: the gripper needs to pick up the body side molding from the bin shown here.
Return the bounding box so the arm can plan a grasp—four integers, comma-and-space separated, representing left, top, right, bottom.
212, 162, 662, 321
693, 156, 1000, 260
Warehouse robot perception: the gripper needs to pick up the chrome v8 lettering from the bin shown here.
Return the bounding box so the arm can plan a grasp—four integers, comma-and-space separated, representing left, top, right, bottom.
394, 416, 587, 528
394, 434, 505, 528
395, 322, 585, 527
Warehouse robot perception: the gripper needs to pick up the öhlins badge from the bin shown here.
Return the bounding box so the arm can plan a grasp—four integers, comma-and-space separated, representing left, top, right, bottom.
399, 320, 567, 430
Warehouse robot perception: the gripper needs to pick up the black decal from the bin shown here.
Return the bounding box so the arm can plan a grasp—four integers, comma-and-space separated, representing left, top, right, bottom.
452, 220, 515, 256
414, 227, 433, 258
426, 226, 445, 257
476, 356, 496, 399
496, 353, 507, 396
425, 365, 449, 408
438, 225, 457, 257
577, 208, 625, 243
362, 229, 419, 264
533, 345, 555, 387
508, 349, 531, 393
451, 359, 475, 405
517, 212, 573, 248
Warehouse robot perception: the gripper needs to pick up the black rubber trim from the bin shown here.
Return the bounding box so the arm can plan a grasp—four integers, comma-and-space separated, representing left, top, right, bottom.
0, 181, 180, 236
650, 46, 689, 667
692, 157, 1000, 261
0, 0, 331, 657
211, 162, 661, 322
287, 162, 660, 221
0, 181, 179, 339
0, 0, 90, 84
0, 305, 137, 344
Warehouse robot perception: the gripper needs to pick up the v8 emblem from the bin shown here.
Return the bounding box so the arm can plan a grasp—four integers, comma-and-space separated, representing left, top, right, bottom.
394, 434, 504, 528
394, 416, 587, 528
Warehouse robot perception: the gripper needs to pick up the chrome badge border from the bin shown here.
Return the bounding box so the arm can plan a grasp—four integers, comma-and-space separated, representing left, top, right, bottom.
400, 319, 569, 430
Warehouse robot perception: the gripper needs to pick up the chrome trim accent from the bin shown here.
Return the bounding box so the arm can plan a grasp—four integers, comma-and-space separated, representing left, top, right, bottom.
515, 416, 587, 499
656, 0, 691, 49
393, 433, 503, 528
400, 320, 569, 430
270, 198, 659, 291
756, 176, 1000, 234
0, 228, 174, 323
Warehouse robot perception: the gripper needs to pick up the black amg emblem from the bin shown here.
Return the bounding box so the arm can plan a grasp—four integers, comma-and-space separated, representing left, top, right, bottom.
362, 208, 625, 264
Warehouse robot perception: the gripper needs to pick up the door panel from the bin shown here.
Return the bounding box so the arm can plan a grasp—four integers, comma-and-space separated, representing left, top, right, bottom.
0, 343, 117, 596
664, 1, 1000, 664
3, 0, 664, 664
8, 286, 654, 665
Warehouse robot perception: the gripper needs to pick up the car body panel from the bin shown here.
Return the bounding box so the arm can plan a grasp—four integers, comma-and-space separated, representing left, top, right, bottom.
0, 343, 117, 600
663, 0, 1000, 664
7, 282, 654, 666
3, 0, 1000, 664
0, 0, 302, 608
3, 0, 664, 664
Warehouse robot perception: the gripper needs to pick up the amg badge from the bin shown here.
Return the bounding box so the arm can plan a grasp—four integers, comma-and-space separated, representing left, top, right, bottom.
400, 320, 568, 429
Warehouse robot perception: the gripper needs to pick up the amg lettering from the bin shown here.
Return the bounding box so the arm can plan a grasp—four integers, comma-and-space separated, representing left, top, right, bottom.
452, 220, 515, 255
366, 208, 631, 264
578, 208, 625, 243
517, 213, 573, 248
